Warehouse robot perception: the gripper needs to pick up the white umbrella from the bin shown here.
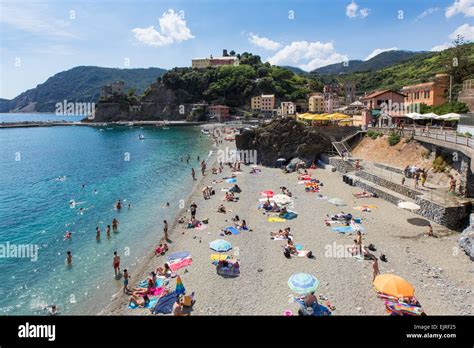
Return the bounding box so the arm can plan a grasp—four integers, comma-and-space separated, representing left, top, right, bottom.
436, 113, 460, 121
398, 201, 420, 210
272, 194, 293, 205
404, 112, 422, 119
420, 112, 438, 119
277, 158, 286, 162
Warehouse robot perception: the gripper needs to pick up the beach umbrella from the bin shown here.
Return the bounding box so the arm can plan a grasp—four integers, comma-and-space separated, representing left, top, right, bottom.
210, 239, 232, 252
167, 251, 191, 262
288, 273, 320, 294
175, 275, 186, 295
152, 291, 178, 314
373, 274, 415, 298
398, 201, 420, 211
328, 198, 346, 206
260, 190, 274, 198
272, 194, 293, 205
226, 178, 237, 183
277, 158, 286, 162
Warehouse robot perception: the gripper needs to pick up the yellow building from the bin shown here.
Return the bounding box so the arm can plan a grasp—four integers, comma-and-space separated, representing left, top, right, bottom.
251, 96, 262, 111
308, 94, 325, 113
251, 94, 275, 112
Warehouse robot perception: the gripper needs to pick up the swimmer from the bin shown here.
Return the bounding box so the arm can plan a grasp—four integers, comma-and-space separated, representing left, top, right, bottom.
115, 200, 122, 210
112, 218, 119, 232
64, 231, 72, 241
66, 251, 72, 266
94, 189, 97, 195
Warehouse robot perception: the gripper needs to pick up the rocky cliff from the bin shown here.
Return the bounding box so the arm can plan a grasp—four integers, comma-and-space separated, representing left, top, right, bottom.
236, 118, 359, 166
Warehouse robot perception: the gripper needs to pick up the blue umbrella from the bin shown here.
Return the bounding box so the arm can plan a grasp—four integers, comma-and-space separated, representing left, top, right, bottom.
288, 273, 320, 294
210, 239, 232, 252
226, 178, 237, 183
152, 291, 178, 314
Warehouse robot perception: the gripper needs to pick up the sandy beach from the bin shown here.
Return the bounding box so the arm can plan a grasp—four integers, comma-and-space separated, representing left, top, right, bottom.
102, 132, 473, 316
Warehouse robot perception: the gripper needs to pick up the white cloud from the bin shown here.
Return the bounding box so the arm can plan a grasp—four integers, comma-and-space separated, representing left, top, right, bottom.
132, 9, 194, 47
445, 0, 474, 18
267, 41, 348, 71
346, 1, 370, 19
248, 33, 282, 51
364, 47, 398, 61
430, 43, 452, 51
416, 7, 439, 20
449, 23, 474, 40
0, 3, 75, 38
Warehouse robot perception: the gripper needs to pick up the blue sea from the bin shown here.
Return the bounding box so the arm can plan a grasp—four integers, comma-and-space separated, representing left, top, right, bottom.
0, 114, 212, 315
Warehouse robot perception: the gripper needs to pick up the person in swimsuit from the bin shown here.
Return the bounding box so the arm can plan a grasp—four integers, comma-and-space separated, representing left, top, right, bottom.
163, 220, 169, 240
116, 200, 122, 210
123, 269, 130, 294
106, 225, 111, 239
112, 218, 119, 232
96, 226, 101, 241
66, 251, 72, 266
190, 202, 197, 219
113, 251, 120, 277
129, 293, 150, 308
191, 168, 196, 180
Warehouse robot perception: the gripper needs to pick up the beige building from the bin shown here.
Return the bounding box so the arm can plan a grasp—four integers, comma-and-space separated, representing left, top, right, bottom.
308, 94, 325, 113
101, 81, 125, 99
280, 102, 295, 116
251, 94, 275, 112
192, 51, 239, 69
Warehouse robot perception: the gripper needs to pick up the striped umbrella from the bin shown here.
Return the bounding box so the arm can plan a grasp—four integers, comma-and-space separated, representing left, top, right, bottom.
288, 273, 320, 294
175, 275, 186, 295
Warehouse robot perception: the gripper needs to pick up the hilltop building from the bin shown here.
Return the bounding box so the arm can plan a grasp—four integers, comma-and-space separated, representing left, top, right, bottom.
192, 50, 239, 69
101, 81, 125, 99
401, 74, 448, 107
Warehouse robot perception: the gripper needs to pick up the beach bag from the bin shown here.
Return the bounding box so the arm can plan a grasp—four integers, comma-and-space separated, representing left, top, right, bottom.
182, 295, 193, 307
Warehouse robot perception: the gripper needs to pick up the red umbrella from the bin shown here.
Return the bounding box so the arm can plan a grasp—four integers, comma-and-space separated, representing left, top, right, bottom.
260, 190, 274, 198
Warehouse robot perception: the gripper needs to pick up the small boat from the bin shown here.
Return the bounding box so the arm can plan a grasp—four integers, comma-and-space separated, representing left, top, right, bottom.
138, 134, 145, 140
162, 120, 170, 129
201, 129, 210, 135
127, 122, 134, 127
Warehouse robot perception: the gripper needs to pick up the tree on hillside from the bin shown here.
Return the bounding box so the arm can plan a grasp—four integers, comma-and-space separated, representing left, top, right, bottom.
446, 35, 473, 85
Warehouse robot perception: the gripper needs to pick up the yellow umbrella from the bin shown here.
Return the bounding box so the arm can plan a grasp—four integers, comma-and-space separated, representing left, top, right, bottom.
373, 274, 415, 298
327, 112, 351, 120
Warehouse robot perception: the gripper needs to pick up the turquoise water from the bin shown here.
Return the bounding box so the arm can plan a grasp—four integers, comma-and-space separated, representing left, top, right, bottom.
0, 121, 212, 315
0, 113, 84, 123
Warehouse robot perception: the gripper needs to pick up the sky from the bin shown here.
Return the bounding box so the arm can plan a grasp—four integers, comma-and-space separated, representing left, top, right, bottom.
1, 0, 473, 99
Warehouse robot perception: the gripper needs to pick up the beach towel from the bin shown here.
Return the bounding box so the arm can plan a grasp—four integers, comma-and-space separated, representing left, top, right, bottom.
221, 188, 229, 192
268, 217, 286, 222
332, 226, 354, 233
294, 298, 331, 316
152, 292, 178, 314
168, 256, 193, 272
128, 298, 158, 309
146, 287, 165, 296
210, 254, 230, 262
167, 251, 191, 262
297, 250, 311, 257
280, 211, 298, 220
138, 278, 165, 288
216, 265, 240, 277
384, 301, 424, 316
224, 226, 240, 235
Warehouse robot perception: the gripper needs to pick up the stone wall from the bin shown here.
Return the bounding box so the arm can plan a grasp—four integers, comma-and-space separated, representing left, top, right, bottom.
328, 157, 354, 173
372, 162, 404, 174
355, 170, 420, 200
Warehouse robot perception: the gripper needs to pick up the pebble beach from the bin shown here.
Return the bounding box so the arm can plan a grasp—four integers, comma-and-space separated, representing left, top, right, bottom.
102, 128, 474, 316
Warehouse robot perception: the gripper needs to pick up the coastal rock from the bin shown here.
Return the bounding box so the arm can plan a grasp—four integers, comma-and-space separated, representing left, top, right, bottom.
235, 118, 359, 166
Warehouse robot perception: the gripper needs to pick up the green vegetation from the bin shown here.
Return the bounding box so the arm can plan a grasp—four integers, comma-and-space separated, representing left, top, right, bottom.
312, 42, 474, 98
0, 66, 167, 112
420, 101, 469, 114
388, 131, 401, 146
160, 53, 314, 108
432, 155, 451, 173
366, 130, 383, 139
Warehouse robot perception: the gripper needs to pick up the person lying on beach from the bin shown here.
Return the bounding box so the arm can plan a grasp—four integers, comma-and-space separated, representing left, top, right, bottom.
224, 192, 237, 202
155, 243, 168, 255
353, 191, 375, 198
250, 168, 261, 174
156, 263, 172, 277
327, 212, 352, 221
211, 167, 218, 175
177, 216, 186, 224
129, 293, 150, 308
271, 228, 291, 239
217, 204, 226, 213
231, 215, 240, 222
222, 175, 237, 179
278, 207, 288, 217
285, 239, 298, 255
186, 218, 200, 228
237, 220, 248, 230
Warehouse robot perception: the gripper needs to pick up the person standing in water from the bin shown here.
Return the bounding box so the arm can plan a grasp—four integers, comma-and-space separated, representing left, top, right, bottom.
96, 226, 101, 241
163, 220, 169, 240
112, 218, 119, 232
116, 200, 122, 210
113, 251, 121, 277
66, 251, 72, 266
106, 225, 111, 239
201, 160, 206, 176
191, 168, 196, 180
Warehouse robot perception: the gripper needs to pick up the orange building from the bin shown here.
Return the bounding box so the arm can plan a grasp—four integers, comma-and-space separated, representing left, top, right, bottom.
401, 74, 448, 107
207, 105, 230, 122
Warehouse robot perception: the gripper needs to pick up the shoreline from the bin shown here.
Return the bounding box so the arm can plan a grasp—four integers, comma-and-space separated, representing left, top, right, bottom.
100, 125, 226, 315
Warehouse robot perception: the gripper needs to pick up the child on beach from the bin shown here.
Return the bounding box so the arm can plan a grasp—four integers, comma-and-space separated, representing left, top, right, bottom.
113, 251, 121, 277
372, 259, 380, 281
66, 251, 72, 266
123, 269, 130, 294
